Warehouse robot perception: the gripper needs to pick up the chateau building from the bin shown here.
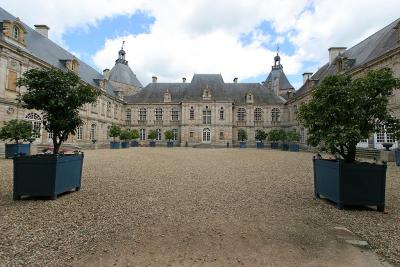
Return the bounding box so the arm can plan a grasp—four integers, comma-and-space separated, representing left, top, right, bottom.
0, 6, 399, 149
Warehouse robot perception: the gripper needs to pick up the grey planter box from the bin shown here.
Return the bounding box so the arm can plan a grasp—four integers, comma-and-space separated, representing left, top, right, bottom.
121, 141, 129, 148
149, 141, 156, 147
167, 141, 174, 147
256, 142, 264, 149
313, 158, 386, 211
281, 143, 289, 151
395, 149, 400, 166
110, 141, 120, 149
5, 144, 30, 158
13, 153, 84, 200
239, 141, 246, 148
131, 140, 139, 147
270, 142, 279, 149
289, 144, 300, 152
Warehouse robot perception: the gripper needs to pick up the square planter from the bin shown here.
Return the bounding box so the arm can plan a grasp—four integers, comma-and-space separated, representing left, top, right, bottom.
313, 158, 386, 211
5, 143, 30, 158
239, 141, 247, 148
167, 141, 174, 147
13, 153, 84, 200
131, 140, 139, 147
270, 142, 279, 149
395, 149, 400, 166
149, 141, 156, 147
256, 142, 264, 149
289, 143, 300, 152
110, 141, 120, 149
281, 143, 289, 151
121, 141, 129, 148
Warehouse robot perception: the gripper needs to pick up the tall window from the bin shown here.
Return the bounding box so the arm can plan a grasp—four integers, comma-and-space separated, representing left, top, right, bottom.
219, 107, 224, 120
77, 126, 83, 140
202, 128, 211, 142
25, 113, 41, 139
156, 129, 162, 140
139, 108, 147, 121
91, 100, 98, 113
48, 132, 53, 141
90, 124, 96, 140
12, 26, 19, 39
237, 108, 246, 121
155, 108, 163, 121
271, 108, 280, 122
254, 108, 262, 121
171, 109, 179, 121
172, 129, 178, 141
203, 108, 211, 124
140, 129, 146, 140
7, 70, 17, 91
189, 107, 195, 120
106, 101, 111, 117
126, 108, 131, 121
219, 131, 224, 140
114, 104, 118, 119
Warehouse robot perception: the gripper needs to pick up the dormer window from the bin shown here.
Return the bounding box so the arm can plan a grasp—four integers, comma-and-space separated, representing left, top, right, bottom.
164, 90, 171, 102
3, 19, 26, 45
246, 92, 254, 103
202, 86, 212, 100
12, 26, 19, 39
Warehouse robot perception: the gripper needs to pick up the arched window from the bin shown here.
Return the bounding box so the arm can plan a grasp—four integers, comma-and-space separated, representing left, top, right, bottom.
203, 107, 211, 124
237, 107, 246, 121
12, 26, 19, 39
156, 128, 162, 140
139, 108, 147, 121
155, 108, 163, 121
25, 113, 41, 139
90, 124, 96, 140
189, 106, 195, 120
172, 129, 178, 141
219, 107, 224, 120
271, 108, 280, 122
140, 129, 146, 140
202, 128, 211, 143
126, 108, 131, 121
254, 108, 262, 121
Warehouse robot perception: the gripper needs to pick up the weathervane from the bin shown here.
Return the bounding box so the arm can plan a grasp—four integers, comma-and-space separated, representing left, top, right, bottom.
276, 43, 280, 55
121, 40, 125, 50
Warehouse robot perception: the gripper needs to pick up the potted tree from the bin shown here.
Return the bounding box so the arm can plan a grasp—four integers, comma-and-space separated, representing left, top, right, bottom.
255, 129, 267, 149
0, 119, 33, 158
15, 68, 99, 200
148, 130, 157, 147
287, 130, 301, 152
298, 69, 400, 211
268, 129, 280, 149
279, 130, 289, 151
109, 124, 121, 149
164, 130, 174, 147
130, 129, 139, 147
238, 129, 247, 148
119, 129, 131, 148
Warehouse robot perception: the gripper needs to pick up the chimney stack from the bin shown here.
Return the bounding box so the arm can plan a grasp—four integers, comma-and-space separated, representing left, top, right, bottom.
34, 24, 50, 38
152, 76, 158, 83
182, 77, 186, 83
103, 68, 110, 80
302, 72, 313, 84
328, 47, 346, 65
233, 77, 238, 83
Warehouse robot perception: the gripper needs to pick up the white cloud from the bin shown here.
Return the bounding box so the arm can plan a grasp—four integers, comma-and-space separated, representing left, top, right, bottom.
2, 0, 400, 87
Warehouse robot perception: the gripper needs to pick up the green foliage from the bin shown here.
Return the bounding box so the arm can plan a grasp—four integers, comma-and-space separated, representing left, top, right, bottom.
286, 130, 300, 143
0, 119, 33, 144
277, 129, 287, 142
298, 68, 400, 163
164, 130, 173, 141
268, 129, 281, 142
17, 68, 100, 154
148, 129, 158, 140
109, 124, 121, 141
119, 129, 131, 141
255, 129, 268, 141
131, 129, 139, 140
238, 128, 247, 141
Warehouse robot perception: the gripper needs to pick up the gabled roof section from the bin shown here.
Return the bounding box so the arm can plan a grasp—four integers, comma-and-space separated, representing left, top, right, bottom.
0, 7, 103, 88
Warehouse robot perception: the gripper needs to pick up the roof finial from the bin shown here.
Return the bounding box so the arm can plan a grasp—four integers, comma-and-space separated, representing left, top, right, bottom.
121, 40, 125, 50
276, 43, 280, 55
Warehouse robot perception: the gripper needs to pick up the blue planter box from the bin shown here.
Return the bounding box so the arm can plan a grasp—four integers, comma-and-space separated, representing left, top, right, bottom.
313, 158, 386, 211
5, 144, 30, 158
289, 144, 299, 152
110, 141, 120, 149
270, 142, 279, 149
131, 140, 139, 147
256, 142, 264, 149
121, 141, 129, 148
239, 141, 246, 148
167, 141, 174, 147
13, 153, 84, 200
282, 143, 289, 151
149, 141, 156, 147
395, 150, 400, 166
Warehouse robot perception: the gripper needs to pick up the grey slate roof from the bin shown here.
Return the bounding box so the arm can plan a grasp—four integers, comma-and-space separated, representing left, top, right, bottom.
109, 61, 143, 88
263, 67, 294, 91
124, 74, 285, 105
0, 7, 109, 93
295, 18, 400, 98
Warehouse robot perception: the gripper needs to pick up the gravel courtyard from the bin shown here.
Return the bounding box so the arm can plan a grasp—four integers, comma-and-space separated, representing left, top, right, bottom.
0, 148, 399, 266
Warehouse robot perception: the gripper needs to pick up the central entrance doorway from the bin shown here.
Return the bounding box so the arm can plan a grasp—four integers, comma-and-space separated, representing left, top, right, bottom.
202, 128, 211, 143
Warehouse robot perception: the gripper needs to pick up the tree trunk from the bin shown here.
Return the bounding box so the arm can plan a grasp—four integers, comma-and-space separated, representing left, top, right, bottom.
53, 137, 61, 154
